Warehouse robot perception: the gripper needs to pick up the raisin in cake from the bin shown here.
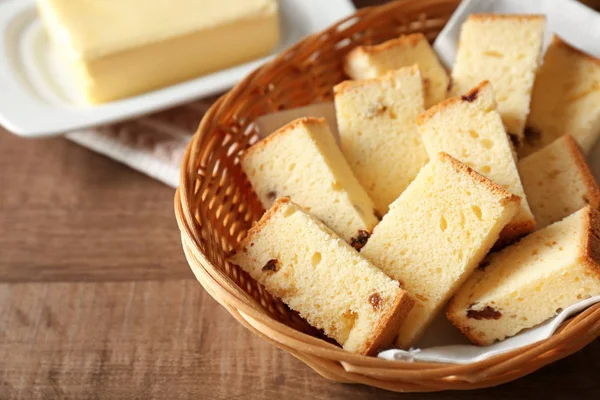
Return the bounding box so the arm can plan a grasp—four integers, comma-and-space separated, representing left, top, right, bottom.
520, 35, 600, 156
241, 117, 378, 244
447, 206, 600, 346
450, 14, 545, 144
418, 81, 535, 243
334, 66, 427, 215
344, 33, 449, 108
360, 153, 520, 348
228, 198, 415, 355
519, 135, 600, 229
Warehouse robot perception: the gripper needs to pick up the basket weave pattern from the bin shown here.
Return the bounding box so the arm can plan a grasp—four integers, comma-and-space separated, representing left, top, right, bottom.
174, 0, 600, 391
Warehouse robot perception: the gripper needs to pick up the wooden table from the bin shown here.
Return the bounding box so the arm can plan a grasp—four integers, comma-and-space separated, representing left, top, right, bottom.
2, 1, 600, 398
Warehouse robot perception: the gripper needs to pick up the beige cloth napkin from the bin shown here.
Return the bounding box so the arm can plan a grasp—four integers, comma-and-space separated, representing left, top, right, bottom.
66, 97, 218, 188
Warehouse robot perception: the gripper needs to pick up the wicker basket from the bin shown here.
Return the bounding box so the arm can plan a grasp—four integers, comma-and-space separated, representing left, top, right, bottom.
174, 0, 600, 391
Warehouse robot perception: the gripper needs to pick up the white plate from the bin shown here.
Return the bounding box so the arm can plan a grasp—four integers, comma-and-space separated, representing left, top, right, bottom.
0, 0, 356, 137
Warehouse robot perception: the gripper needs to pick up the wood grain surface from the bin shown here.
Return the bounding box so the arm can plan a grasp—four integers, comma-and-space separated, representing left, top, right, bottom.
2, 1, 600, 398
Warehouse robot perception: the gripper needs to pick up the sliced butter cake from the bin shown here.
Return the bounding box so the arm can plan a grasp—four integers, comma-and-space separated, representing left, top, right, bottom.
229, 198, 414, 355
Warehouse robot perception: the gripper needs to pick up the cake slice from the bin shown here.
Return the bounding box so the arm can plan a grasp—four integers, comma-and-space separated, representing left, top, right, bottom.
418, 81, 536, 242
450, 14, 545, 144
241, 117, 378, 244
520, 36, 600, 156
344, 33, 449, 108
334, 66, 427, 215
360, 153, 521, 348
519, 135, 600, 229
228, 198, 415, 355
447, 206, 600, 346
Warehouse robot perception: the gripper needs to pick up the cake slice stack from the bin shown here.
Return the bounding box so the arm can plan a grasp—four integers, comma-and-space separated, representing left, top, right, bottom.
450, 14, 545, 145
344, 33, 449, 108
448, 206, 600, 345
229, 198, 414, 355
418, 81, 536, 243
360, 153, 520, 348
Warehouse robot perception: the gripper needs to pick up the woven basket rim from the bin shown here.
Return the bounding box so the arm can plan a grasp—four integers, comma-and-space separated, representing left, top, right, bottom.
175, 0, 600, 391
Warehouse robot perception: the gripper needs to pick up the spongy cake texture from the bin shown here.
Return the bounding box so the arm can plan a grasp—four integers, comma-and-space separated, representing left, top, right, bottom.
520, 36, 600, 156
450, 14, 545, 142
344, 33, 449, 108
335, 66, 427, 215
447, 206, 600, 346
418, 81, 535, 242
241, 117, 378, 242
361, 153, 520, 348
229, 199, 414, 355
519, 135, 600, 229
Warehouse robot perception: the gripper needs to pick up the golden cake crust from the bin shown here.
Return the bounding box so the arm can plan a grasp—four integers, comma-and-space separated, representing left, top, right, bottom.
360, 290, 415, 355
580, 206, 600, 279
438, 152, 521, 207
346, 33, 426, 58
417, 80, 490, 125
419, 82, 533, 244
240, 116, 325, 163
495, 219, 537, 247
335, 65, 420, 95
231, 197, 291, 252
343, 34, 429, 80
468, 14, 546, 22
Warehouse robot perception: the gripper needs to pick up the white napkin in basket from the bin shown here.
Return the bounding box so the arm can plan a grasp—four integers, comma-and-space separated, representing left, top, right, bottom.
379, 296, 600, 364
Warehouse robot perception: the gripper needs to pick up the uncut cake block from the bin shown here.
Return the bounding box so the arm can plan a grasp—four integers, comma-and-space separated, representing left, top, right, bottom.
37, 0, 279, 103
418, 81, 535, 242
360, 153, 520, 348
520, 36, 600, 157
450, 14, 545, 144
519, 135, 600, 229
241, 117, 378, 244
228, 198, 415, 355
344, 33, 449, 108
334, 66, 427, 215
447, 206, 600, 346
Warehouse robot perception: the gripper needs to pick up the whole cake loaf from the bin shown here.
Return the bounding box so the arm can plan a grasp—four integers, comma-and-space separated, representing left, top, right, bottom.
37, 0, 280, 103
